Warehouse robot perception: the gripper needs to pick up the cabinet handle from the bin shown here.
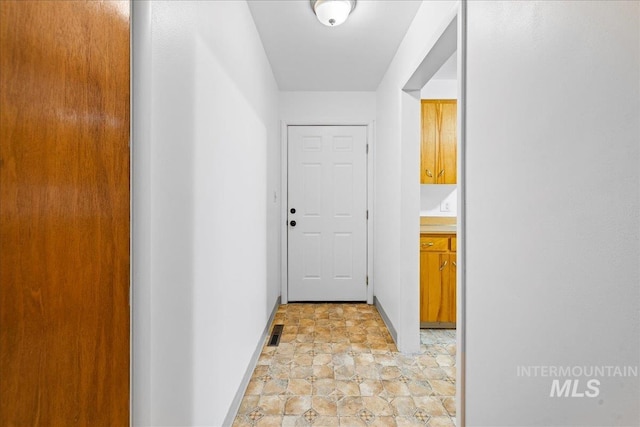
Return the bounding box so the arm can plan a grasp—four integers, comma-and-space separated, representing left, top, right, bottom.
439, 260, 448, 271
426, 169, 433, 177
438, 169, 445, 177
452, 261, 457, 267
421, 242, 434, 247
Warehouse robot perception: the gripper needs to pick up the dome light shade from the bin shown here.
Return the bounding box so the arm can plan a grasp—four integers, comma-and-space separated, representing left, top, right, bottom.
312, 0, 356, 27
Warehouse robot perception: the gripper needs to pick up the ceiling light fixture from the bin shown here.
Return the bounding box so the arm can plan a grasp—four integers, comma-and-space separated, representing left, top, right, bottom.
311, 0, 356, 27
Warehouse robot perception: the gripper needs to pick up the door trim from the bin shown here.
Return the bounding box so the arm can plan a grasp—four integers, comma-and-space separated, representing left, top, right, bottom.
280, 121, 375, 305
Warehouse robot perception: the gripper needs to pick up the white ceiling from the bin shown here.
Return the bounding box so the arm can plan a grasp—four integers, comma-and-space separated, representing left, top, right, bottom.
247, 0, 423, 91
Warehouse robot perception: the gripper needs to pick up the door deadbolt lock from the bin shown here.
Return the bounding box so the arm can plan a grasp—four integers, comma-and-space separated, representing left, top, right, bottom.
290, 208, 296, 214
290, 220, 296, 227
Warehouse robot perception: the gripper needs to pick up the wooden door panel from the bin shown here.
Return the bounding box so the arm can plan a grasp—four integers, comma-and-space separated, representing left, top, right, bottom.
0, 1, 130, 425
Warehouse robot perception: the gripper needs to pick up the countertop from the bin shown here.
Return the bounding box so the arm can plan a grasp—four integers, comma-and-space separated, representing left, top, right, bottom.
420, 217, 457, 235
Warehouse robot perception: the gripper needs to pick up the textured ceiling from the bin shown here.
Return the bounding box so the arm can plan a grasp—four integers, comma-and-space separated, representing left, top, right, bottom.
248, 0, 423, 91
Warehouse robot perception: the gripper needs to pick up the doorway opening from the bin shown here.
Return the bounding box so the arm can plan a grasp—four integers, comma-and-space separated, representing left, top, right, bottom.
401, 5, 465, 425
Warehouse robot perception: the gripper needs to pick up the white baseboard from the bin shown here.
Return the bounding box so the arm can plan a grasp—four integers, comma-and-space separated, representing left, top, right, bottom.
222, 297, 281, 427
374, 296, 398, 345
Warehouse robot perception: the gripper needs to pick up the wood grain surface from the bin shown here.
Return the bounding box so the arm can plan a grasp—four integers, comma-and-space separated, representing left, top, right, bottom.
0, 1, 130, 425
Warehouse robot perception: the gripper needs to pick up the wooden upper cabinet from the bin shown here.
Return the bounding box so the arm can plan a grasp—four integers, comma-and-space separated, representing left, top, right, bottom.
421, 100, 457, 184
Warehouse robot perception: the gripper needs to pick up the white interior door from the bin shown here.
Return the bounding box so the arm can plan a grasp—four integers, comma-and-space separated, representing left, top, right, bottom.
287, 125, 367, 301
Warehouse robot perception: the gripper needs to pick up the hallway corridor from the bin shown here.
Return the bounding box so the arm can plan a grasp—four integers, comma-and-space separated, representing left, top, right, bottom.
233, 304, 456, 426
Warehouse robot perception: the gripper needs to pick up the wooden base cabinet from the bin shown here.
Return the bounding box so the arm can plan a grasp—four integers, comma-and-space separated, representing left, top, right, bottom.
420, 234, 456, 327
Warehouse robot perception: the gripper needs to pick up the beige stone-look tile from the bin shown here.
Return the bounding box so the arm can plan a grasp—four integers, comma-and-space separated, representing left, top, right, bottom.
287, 378, 312, 395
281, 334, 298, 343
349, 334, 367, 343
350, 343, 370, 353
435, 355, 455, 367
413, 396, 448, 417
245, 379, 264, 395
315, 416, 340, 426
339, 416, 368, 426
269, 364, 292, 380
421, 367, 448, 380
315, 326, 331, 335
294, 343, 314, 354
407, 380, 433, 397
416, 354, 438, 368
390, 396, 417, 416
313, 364, 334, 379
353, 353, 374, 365
362, 396, 393, 415
273, 354, 294, 365
370, 416, 398, 427
232, 416, 253, 427
295, 334, 315, 343
258, 395, 286, 415
373, 353, 397, 366
281, 415, 299, 427
313, 353, 333, 365
332, 334, 351, 344
333, 353, 355, 366
370, 341, 392, 351
257, 354, 272, 366
283, 325, 298, 334
382, 380, 411, 396
441, 397, 456, 416
285, 396, 312, 415
336, 380, 361, 396
335, 365, 356, 380
254, 415, 283, 426
299, 318, 315, 327
313, 379, 337, 396
262, 379, 288, 395
332, 342, 350, 353
359, 380, 383, 396
234, 306, 456, 425
237, 395, 260, 415
354, 364, 379, 380
395, 416, 428, 427
379, 366, 403, 380
252, 365, 269, 377
314, 343, 334, 353
312, 396, 338, 416
290, 365, 313, 379
401, 366, 429, 381
427, 416, 456, 427
441, 367, 456, 380
337, 396, 364, 416
428, 380, 455, 397
293, 354, 314, 366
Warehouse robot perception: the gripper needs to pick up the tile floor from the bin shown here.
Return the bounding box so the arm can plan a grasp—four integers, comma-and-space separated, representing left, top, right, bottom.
233, 303, 456, 427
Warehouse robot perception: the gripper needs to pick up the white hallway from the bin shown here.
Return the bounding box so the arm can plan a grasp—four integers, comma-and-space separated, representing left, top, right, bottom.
131, 1, 640, 426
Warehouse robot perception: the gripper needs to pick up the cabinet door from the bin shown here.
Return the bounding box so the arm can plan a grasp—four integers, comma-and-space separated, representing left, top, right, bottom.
420, 251, 453, 323
448, 253, 457, 323
420, 101, 438, 184
437, 100, 457, 184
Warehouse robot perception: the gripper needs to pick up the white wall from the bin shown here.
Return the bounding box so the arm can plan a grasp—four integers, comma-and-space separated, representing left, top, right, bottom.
279, 91, 376, 124
375, 0, 459, 353
420, 78, 457, 99
465, 1, 640, 425
132, 1, 280, 426
420, 185, 457, 217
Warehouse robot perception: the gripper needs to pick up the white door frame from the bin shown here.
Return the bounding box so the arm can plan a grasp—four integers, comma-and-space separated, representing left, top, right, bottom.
280, 121, 375, 305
